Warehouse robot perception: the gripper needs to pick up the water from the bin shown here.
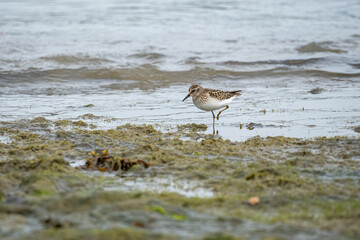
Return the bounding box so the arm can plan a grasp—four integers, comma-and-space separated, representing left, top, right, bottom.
1, 0, 360, 141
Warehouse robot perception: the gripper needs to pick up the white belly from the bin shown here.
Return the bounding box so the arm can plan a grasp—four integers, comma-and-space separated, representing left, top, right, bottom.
193, 97, 234, 111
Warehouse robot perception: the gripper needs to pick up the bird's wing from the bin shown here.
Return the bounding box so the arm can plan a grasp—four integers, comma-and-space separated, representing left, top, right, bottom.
208, 89, 242, 100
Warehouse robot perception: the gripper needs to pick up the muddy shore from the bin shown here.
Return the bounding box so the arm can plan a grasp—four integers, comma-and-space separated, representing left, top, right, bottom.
0, 117, 359, 240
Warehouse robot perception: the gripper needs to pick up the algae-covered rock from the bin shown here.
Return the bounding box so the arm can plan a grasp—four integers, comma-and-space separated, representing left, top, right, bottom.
0, 155, 93, 201
117, 124, 158, 135
79, 113, 103, 120
30, 117, 49, 123
354, 126, 360, 133
0, 155, 70, 173
0, 119, 359, 240
72, 120, 88, 127
83, 104, 95, 108
177, 123, 208, 132
55, 119, 72, 127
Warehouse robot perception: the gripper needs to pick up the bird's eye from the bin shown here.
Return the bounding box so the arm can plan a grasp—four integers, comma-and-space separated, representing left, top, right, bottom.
191, 90, 195, 93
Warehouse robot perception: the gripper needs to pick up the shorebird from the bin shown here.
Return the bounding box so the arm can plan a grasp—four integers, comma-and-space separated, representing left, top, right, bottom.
182, 85, 241, 133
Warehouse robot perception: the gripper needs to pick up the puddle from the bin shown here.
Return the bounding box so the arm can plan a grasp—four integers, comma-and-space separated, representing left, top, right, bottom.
0, 135, 11, 144
104, 177, 214, 198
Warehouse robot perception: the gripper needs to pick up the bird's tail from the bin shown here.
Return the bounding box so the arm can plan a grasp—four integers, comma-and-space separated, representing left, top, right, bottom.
228, 90, 242, 96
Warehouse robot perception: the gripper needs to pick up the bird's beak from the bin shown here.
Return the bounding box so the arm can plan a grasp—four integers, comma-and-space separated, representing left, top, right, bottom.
182, 94, 190, 102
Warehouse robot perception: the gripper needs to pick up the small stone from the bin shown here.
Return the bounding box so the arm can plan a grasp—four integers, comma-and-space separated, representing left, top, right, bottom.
248, 196, 260, 206
309, 87, 324, 94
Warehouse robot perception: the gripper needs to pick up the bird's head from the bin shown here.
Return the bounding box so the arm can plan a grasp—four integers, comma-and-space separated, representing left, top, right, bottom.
182, 85, 203, 101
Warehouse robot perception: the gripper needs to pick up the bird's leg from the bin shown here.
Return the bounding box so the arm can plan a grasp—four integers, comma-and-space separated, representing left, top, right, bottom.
217, 105, 229, 120
211, 111, 215, 134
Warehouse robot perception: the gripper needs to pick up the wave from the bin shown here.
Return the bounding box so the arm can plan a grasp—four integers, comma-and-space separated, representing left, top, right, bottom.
39, 55, 114, 65
218, 58, 324, 66
296, 42, 347, 54
350, 63, 360, 69
1, 64, 359, 85
128, 52, 166, 60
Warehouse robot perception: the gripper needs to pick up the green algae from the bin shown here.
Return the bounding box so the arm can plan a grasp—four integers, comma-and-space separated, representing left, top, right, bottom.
0, 155, 94, 200
149, 205, 187, 221
83, 104, 95, 108
21, 174, 58, 196
150, 205, 168, 215
203, 234, 244, 240
55, 119, 89, 127
14, 228, 175, 240
177, 123, 208, 132
0, 119, 359, 239
79, 113, 104, 120
72, 120, 88, 127
30, 116, 50, 125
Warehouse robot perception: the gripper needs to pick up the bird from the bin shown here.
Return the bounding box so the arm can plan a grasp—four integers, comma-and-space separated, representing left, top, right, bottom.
182, 85, 241, 132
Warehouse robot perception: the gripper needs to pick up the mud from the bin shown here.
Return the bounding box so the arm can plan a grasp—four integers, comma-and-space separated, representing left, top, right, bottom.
0, 118, 359, 240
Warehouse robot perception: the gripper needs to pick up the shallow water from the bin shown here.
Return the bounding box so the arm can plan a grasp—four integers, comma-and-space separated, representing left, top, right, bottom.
1, 0, 360, 141
104, 177, 215, 198
1, 80, 359, 141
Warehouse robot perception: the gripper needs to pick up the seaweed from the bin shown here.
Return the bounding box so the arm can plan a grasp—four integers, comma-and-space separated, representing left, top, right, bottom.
76, 150, 153, 172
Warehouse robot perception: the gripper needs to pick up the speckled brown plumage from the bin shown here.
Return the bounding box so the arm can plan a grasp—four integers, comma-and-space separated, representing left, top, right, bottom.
187, 85, 242, 102
208, 89, 242, 100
